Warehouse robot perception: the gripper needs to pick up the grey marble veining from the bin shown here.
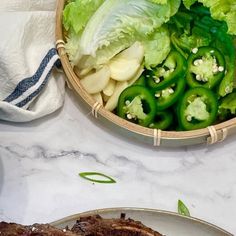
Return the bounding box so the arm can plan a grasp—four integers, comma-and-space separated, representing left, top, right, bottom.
0, 89, 236, 234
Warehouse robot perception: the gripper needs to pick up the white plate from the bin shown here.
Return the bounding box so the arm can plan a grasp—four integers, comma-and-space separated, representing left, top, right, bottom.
51, 207, 232, 236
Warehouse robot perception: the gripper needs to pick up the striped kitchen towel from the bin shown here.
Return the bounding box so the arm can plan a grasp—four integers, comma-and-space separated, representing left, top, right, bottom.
0, 0, 65, 122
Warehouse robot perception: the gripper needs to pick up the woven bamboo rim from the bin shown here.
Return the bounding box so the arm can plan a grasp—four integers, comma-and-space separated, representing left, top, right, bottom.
55, 0, 236, 146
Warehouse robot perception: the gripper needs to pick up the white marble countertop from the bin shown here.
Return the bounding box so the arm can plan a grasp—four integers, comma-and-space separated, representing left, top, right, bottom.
0, 89, 236, 234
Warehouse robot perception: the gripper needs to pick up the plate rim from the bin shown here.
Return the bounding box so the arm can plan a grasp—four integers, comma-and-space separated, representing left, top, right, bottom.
50, 207, 233, 235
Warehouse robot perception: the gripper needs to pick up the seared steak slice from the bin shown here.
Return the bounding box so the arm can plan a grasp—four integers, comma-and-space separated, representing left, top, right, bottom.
71, 214, 163, 236
0, 214, 163, 236
0, 222, 28, 236
0, 222, 77, 236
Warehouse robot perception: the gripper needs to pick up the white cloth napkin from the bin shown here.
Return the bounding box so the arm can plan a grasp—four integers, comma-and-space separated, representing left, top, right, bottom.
0, 0, 65, 122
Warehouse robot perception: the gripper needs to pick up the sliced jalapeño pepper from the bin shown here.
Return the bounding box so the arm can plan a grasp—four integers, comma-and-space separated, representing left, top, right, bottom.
146, 51, 187, 90
117, 85, 156, 127
186, 46, 225, 89
178, 87, 218, 131
149, 110, 173, 130
153, 76, 186, 111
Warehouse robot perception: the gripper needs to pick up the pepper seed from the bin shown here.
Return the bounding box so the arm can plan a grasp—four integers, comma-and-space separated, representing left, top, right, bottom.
127, 114, 133, 120
186, 115, 192, 122
218, 66, 224, 72
125, 100, 131, 106
192, 48, 198, 54
225, 86, 231, 94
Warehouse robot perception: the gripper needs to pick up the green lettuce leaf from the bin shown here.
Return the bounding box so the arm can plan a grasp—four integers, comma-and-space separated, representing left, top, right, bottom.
169, 0, 183, 16
182, 0, 236, 35
64, 33, 81, 64
63, 0, 104, 35
219, 92, 236, 115
143, 26, 171, 69
63, 0, 105, 63
218, 92, 236, 121
206, 0, 236, 35
171, 27, 211, 55
182, 0, 197, 9
148, 0, 167, 4
169, 6, 212, 57
75, 0, 180, 68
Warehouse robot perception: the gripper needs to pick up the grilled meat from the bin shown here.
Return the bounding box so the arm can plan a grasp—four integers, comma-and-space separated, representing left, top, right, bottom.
0, 222, 76, 236
71, 214, 162, 236
0, 214, 163, 236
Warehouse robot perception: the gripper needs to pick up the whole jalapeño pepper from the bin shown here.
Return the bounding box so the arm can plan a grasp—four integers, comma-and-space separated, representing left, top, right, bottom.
117, 85, 156, 127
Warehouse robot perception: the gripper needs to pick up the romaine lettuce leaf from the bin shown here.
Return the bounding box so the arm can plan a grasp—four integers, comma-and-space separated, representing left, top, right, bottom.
78, 26, 171, 70
75, 0, 180, 68
64, 33, 81, 64
219, 92, 236, 115
182, 0, 197, 9
143, 26, 171, 69
207, 1, 236, 35
169, 0, 183, 16
63, 0, 104, 35
182, 0, 236, 35
148, 0, 167, 4
63, 0, 105, 64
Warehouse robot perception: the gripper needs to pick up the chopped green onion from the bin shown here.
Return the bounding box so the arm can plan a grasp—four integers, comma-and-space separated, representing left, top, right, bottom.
79, 172, 116, 184
178, 199, 190, 217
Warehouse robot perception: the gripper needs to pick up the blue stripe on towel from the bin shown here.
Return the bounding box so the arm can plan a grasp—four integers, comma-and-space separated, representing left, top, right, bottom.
16, 56, 60, 108
4, 48, 59, 104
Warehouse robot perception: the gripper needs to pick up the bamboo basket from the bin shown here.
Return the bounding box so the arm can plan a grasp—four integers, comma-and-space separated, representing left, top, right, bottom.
55, 0, 236, 147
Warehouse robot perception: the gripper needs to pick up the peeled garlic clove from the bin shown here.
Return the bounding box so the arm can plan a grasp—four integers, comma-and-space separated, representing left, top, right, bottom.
80, 65, 110, 94
117, 42, 144, 63
108, 42, 144, 81
103, 79, 116, 97
102, 93, 110, 103
74, 66, 94, 78
105, 81, 129, 111
92, 93, 103, 106
109, 59, 140, 81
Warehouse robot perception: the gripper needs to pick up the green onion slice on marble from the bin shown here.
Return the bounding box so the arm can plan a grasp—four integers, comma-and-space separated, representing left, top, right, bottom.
79, 172, 116, 184
178, 199, 190, 217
